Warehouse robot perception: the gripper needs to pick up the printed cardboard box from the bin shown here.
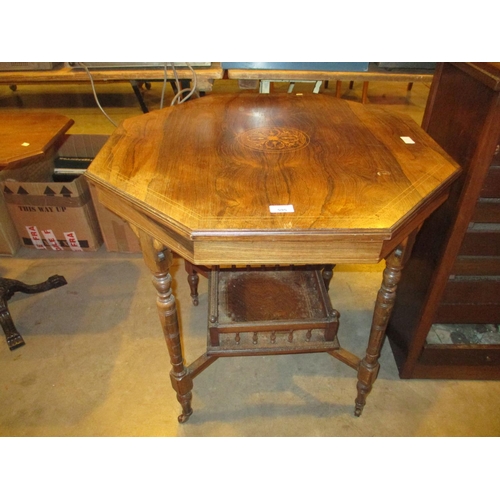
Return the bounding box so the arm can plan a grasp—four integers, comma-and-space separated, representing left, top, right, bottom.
1, 134, 109, 255
0, 156, 55, 255
2, 175, 102, 252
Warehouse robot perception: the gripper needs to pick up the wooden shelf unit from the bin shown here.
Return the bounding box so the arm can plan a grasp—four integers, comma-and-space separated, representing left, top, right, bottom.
387, 62, 500, 379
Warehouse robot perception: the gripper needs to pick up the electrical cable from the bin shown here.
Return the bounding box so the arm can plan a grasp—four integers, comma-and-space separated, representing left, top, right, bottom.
170, 63, 198, 106
80, 62, 198, 118
170, 63, 181, 105
180, 63, 198, 103
78, 62, 118, 127
160, 63, 168, 109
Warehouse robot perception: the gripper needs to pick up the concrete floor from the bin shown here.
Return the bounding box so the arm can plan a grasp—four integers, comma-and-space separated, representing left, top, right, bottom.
1, 74, 500, 437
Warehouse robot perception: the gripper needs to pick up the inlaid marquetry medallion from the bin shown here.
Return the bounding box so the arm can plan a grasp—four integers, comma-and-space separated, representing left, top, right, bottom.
237, 127, 310, 152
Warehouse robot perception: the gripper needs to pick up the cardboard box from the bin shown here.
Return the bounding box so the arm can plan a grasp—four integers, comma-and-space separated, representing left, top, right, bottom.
3, 174, 102, 252
1, 133, 144, 254
89, 183, 141, 253
56, 133, 140, 253
0, 156, 55, 255
0, 194, 20, 255
0, 134, 109, 255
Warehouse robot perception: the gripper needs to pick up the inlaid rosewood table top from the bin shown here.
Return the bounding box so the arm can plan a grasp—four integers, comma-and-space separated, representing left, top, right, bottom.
86, 94, 460, 423
87, 94, 459, 266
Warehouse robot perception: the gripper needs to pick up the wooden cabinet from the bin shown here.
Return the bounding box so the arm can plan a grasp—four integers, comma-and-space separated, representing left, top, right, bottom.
387, 62, 500, 379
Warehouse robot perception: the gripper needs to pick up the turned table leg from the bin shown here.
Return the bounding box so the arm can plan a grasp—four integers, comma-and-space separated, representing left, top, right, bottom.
136, 230, 194, 423
185, 261, 200, 306
354, 238, 412, 416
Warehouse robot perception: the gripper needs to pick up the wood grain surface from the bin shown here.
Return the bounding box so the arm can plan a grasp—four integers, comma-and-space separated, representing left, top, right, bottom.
86, 93, 460, 264
0, 64, 224, 92
0, 112, 74, 169
226, 63, 435, 84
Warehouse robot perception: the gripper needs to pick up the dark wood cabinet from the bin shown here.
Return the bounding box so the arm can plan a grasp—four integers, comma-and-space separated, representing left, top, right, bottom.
387, 62, 500, 379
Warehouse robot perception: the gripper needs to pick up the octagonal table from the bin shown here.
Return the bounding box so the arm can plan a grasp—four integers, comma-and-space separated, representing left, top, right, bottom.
86, 93, 460, 423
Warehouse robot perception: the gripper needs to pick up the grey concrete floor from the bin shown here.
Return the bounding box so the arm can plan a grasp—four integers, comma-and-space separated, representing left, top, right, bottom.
1, 76, 500, 437
1, 248, 499, 437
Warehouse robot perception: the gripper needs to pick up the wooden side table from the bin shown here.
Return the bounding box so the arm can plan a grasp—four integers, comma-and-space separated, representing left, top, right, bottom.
0, 112, 74, 169
86, 94, 460, 422
0, 112, 73, 348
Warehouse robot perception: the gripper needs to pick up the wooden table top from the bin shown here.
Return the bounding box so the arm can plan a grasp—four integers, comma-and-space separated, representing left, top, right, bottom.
0, 112, 74, 169
86, 93, 460, 265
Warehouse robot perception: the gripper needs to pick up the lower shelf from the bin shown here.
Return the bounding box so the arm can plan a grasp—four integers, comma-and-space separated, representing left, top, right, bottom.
207, 266, 340, 355
207, 330, 341, 356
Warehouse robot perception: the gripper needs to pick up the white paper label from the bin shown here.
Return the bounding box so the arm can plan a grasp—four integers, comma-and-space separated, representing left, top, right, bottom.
400, 136, 415, 144
269, 205, 294, 213
64, 231, 83, 252
41, 229, 64, 251
26, 225, 47, 250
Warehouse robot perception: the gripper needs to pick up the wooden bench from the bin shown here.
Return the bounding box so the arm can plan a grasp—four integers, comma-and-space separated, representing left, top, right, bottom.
227, 62, 435, 103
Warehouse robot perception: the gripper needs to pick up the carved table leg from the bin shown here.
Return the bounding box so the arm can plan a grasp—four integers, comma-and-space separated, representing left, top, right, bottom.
185, 261, 200, 306
136, 229, 194, 423
0, 275, 67, 350
354, 239, 411, 417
